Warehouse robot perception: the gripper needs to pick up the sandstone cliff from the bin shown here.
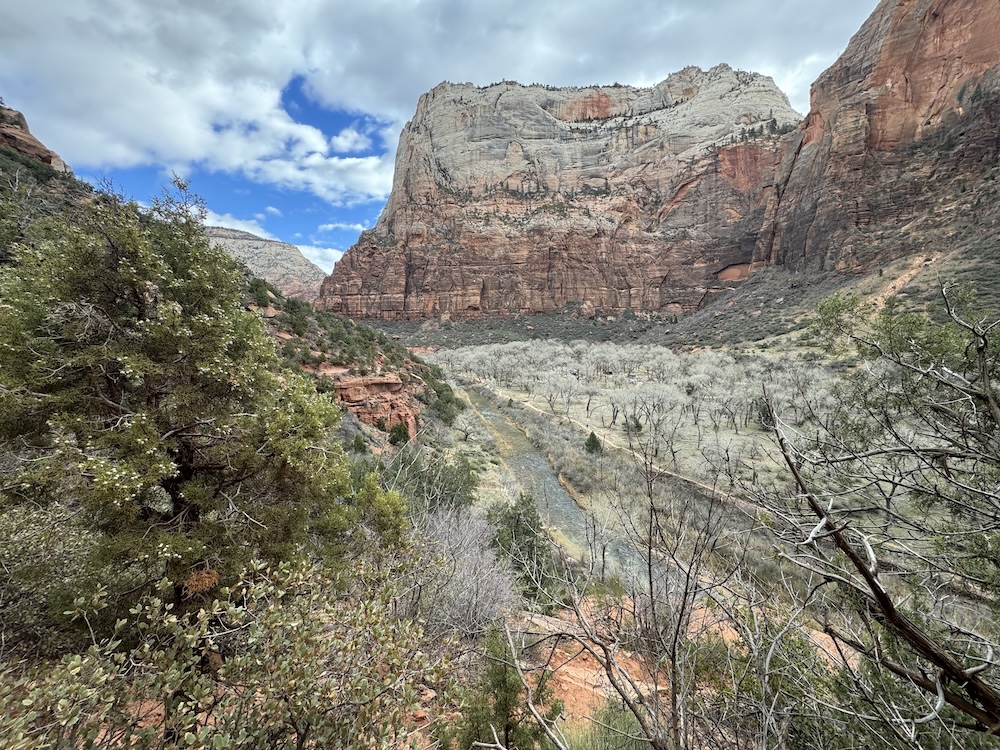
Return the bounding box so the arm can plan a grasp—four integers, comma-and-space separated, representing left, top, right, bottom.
755, 0, 1000, 275
205, 226, 327, 301
330, 372, 418, 437
321, 0, 1000, 323
0, 105, 71, 173
318, 66, 801, 320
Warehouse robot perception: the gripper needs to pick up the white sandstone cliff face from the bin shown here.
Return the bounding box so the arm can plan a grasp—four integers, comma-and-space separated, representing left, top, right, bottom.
206, 227, 327, 301
319, 65, 801, 320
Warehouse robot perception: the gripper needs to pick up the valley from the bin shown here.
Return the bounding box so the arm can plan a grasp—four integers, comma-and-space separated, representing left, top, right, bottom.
4, 0, 1000, 748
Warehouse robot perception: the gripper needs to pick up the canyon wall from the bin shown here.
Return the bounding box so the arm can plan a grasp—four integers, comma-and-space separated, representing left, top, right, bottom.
318, 66, 800, 320
320, 0, 1000, 321
205, 227, 327, 301
755, 0, 1000, 274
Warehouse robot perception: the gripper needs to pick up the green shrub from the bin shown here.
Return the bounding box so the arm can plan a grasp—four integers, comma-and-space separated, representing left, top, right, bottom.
584, 431, 603, 454
247, 276, 273, 307
0, 563, 438, 750
436, 627, 562, 750
388, 422, 411, 445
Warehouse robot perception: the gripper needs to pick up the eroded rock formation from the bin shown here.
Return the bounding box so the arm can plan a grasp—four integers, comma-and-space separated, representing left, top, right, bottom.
0, 105, 71, 173
332, 374, 417, 437
754, 0, 1000, 275
205, 227, 327, 300
320, 0, 1000, 321
318, 65, 801, 320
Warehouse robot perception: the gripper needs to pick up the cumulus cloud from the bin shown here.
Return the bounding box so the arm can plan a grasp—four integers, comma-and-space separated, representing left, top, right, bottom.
330, 127, 373, 154
298, 245, 344, 272
0, 0, 878, 211
319, 221, 370, 233
204, 209, 275, 239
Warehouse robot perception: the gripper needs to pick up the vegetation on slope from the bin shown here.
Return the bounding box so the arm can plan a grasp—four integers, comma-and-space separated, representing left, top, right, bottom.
438, 296, 1000, 747
0, 174, 501, 748
5, 128, 1000, 749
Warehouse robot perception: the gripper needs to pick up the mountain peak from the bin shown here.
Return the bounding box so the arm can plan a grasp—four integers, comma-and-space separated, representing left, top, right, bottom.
318, 67, 799, 320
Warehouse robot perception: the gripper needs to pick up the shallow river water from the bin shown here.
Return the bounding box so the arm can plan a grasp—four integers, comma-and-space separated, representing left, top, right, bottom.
465, 389, 639, 577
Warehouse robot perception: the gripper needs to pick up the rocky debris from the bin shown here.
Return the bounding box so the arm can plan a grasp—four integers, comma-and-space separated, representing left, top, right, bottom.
317, 65, 801, 320
206, 226, 327, 301
0, 105, 71, 173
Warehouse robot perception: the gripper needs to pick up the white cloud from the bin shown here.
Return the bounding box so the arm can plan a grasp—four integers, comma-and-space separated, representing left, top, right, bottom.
204, 209, 275, 239
319, 221, 369, 233
265, 206, 282, 217
0, 0, 879, 211
330, 127, 373, 153
298, 245, 343, 272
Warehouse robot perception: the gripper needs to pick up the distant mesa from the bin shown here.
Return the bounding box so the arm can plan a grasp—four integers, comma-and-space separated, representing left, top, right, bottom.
205, 226, 327, 301
318, 0, 1000, 322
317, 64, 800, 320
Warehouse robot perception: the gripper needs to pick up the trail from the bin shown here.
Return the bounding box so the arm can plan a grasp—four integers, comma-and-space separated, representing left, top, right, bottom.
462, 388, 638, 572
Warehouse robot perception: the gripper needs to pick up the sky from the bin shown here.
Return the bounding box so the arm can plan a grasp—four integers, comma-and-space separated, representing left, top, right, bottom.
1, 0, 880, 272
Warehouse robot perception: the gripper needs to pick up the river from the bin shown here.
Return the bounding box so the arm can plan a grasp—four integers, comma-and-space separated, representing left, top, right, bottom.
464, 388, 639, 579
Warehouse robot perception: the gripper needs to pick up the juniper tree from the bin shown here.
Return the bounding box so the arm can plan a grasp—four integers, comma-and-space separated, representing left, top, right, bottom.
760, 289, 1000, 740
0, 181, 362, 614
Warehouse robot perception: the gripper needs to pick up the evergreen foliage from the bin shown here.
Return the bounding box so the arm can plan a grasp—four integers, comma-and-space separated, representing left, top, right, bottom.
0, 180, 366, 616
0, 561, 441, 750
383, 443, 477, 511
388, 421, 411, 445
489, 493, 557, 600
440, 627, 562, 750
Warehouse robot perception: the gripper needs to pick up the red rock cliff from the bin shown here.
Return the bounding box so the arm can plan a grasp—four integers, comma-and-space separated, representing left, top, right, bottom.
0, 105, 71, 173
755, 0, 1000, 274
320, 0, 1000, 321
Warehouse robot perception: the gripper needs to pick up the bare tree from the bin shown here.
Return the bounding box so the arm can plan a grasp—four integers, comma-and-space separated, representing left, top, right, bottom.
401, 508, 521, 639
753, 290, 1000, 738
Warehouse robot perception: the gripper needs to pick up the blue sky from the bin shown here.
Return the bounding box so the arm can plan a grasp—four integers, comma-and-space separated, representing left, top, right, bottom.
1, 0, 879, 273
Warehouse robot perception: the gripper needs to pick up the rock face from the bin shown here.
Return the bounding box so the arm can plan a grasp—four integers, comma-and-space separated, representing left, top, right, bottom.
320, 0, 1000, 321
755, 0, 1000, 275
205, 227, 327, 301
332, 373, 417, 437
0, 105, 71, 173
318, 66, 801, 320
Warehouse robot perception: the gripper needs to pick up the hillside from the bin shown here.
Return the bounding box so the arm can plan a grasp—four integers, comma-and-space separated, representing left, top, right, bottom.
205, 226, 327, 301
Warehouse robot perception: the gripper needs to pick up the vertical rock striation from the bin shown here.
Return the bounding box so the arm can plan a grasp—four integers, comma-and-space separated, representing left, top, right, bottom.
755, 0, 1000, 274
320, 0, 1000, 322
318, 66, 801, 320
